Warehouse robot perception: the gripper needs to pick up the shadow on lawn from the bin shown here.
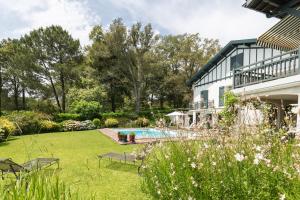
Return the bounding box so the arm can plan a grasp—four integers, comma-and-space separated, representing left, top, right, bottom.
104, 161, 138, 174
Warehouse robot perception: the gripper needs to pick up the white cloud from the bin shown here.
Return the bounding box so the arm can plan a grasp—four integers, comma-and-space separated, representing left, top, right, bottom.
0, 0, 100, 45
108, 0, 279, 45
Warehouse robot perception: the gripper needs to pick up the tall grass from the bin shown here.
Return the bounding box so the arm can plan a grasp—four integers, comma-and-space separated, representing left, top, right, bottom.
0, 173, 95, 200
142, 131, 300, 199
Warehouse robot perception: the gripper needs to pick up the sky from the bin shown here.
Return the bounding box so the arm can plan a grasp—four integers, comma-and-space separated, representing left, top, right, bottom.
0, 0, 279, 46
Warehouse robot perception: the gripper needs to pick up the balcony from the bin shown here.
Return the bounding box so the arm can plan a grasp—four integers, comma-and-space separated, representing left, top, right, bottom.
190, 100, 214, 110
233, 48, 300, 89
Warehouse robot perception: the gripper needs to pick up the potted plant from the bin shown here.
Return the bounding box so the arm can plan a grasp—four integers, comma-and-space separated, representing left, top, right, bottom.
129, 132, 136, 143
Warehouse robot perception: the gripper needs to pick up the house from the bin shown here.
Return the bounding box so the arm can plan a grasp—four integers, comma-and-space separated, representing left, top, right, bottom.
187, 0, 300, 131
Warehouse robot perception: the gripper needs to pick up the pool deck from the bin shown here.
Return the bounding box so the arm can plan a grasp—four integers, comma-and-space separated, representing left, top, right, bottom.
99, 128, 161, 145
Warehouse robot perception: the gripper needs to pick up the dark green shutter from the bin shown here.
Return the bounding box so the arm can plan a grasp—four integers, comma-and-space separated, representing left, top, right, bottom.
219, 87, 225, 107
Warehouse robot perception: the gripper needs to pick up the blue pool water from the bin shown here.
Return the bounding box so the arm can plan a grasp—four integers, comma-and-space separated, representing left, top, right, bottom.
116, 128, 178, 139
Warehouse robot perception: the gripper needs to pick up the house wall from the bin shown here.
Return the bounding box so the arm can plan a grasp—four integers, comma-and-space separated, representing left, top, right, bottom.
192, 44, 282, 109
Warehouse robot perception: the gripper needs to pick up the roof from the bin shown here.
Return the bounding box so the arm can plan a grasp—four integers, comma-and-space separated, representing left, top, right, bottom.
257, 11, 300, 50
187, 39, 257, 86
243, 0, 300, 19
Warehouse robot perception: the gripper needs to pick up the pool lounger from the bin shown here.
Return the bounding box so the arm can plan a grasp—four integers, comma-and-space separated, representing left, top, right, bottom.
0, 158, 60, 179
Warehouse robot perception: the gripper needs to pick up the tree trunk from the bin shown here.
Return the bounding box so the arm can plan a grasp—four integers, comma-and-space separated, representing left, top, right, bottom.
22, 88, 26, 110
110, 83, 116, 112
60, 71, 66, 113
159, 96, 164, 109
13, 79, 19, 111
49, 75, 62, 112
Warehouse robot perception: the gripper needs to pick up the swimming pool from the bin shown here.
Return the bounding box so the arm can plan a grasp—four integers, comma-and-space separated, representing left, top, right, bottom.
116, 128, 191, 139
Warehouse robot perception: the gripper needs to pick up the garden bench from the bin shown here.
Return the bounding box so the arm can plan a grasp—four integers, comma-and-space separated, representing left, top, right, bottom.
0, 157, 60, 179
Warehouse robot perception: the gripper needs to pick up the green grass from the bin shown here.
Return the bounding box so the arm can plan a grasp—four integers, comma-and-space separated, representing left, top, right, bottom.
0, 130, 149, 200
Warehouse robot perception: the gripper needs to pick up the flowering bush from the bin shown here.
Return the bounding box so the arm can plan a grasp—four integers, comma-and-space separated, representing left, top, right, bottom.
40, 120, 61, 133
61, 120, 95, 131
104, 118, 119, 128
0, 117, 16, 142
6, 111, 50, 135
142, 133, 300, 199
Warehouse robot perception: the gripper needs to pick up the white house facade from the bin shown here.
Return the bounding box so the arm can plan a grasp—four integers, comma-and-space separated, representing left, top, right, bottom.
187, 0, 300, 131
187, 39, 289, 125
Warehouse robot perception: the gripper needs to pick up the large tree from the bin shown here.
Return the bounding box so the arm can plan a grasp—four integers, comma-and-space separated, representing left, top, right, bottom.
88, 19, 130, 112
126, 22, 158, 113
23, 25, 82, 112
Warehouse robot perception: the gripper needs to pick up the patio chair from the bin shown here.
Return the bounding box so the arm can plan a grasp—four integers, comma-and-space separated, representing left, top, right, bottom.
0, 158, 60, 179
98, 141, 157, 174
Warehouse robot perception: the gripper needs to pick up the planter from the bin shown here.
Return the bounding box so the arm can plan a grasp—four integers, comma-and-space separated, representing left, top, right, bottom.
120, 134, 128, 142
129, 134, 136, 143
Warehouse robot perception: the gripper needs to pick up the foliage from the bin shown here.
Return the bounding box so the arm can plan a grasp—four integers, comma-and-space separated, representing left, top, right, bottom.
0, 173, 95, 200
142, 132, 300, 200
54, 113, 81, 122
219, 91, 239, 128
70, 100, 101, 120
104, 118, 119, 128
0, 117, 16, 142
6, 111, 51, 135
135, 117, 150, 127
40, 120, 61, 133
61, 120, 95, 131
92, 118, 101, 128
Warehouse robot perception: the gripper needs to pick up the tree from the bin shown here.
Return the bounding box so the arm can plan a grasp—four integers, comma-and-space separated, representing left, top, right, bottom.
0, 39, 38, 110
23, 25, 82, 112
88, 19, 130, 112
126, 22, 158, 113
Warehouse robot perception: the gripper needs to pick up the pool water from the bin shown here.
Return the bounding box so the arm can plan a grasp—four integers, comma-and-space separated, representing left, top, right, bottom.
116, 128, 179, 139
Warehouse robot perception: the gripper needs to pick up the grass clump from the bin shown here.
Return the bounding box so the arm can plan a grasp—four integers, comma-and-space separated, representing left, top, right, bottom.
0, 173, 95, 200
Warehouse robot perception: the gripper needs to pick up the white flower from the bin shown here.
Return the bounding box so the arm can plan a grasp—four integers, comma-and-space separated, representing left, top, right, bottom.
255, 145, 262, 151
173, 186, 178, 191
212, 161, 216, 166
234, 153, 245, 162
191, 162, 196, 168
204, 143, 209, 149
253, 158, 259, 165
157, 190, 161, 195
255, 153, 264, 160
279, 193, 285, 200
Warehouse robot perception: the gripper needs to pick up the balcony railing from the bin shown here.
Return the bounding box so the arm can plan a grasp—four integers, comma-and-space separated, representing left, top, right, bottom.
190, 100, 214, 110
233, 48, 300, 88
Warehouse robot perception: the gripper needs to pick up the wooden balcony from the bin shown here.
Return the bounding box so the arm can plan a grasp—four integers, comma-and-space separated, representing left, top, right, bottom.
233, 48, 300, 88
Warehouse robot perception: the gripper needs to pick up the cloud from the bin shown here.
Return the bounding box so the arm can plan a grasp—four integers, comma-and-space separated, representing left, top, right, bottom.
0, 0, 100, 45
106, 0, 279, 45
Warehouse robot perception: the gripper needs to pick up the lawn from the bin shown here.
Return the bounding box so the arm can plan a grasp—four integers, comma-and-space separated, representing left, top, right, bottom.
0, 130, 150, 200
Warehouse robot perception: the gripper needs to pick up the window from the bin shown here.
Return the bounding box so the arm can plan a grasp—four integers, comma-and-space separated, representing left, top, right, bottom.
230, 53, 244, 70
219, 87, 225, 107
200, 90, 208, 108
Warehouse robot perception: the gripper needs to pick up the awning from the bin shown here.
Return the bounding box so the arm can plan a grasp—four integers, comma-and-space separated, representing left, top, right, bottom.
257, 8, 300, 51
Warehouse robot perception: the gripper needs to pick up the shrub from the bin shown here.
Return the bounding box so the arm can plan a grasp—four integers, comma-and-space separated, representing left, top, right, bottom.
92, 118, 101, 128
54, 113, 81, 122
40, 120, 61, 133
70, 100, 101, 120
142, 133, 300, 200
61, 120, 95, 131
135, 117, 150, 127
0, 117, 16, 142
6, 111, 50, 135
104, 118, 119, 128
61, 120, 82, 131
